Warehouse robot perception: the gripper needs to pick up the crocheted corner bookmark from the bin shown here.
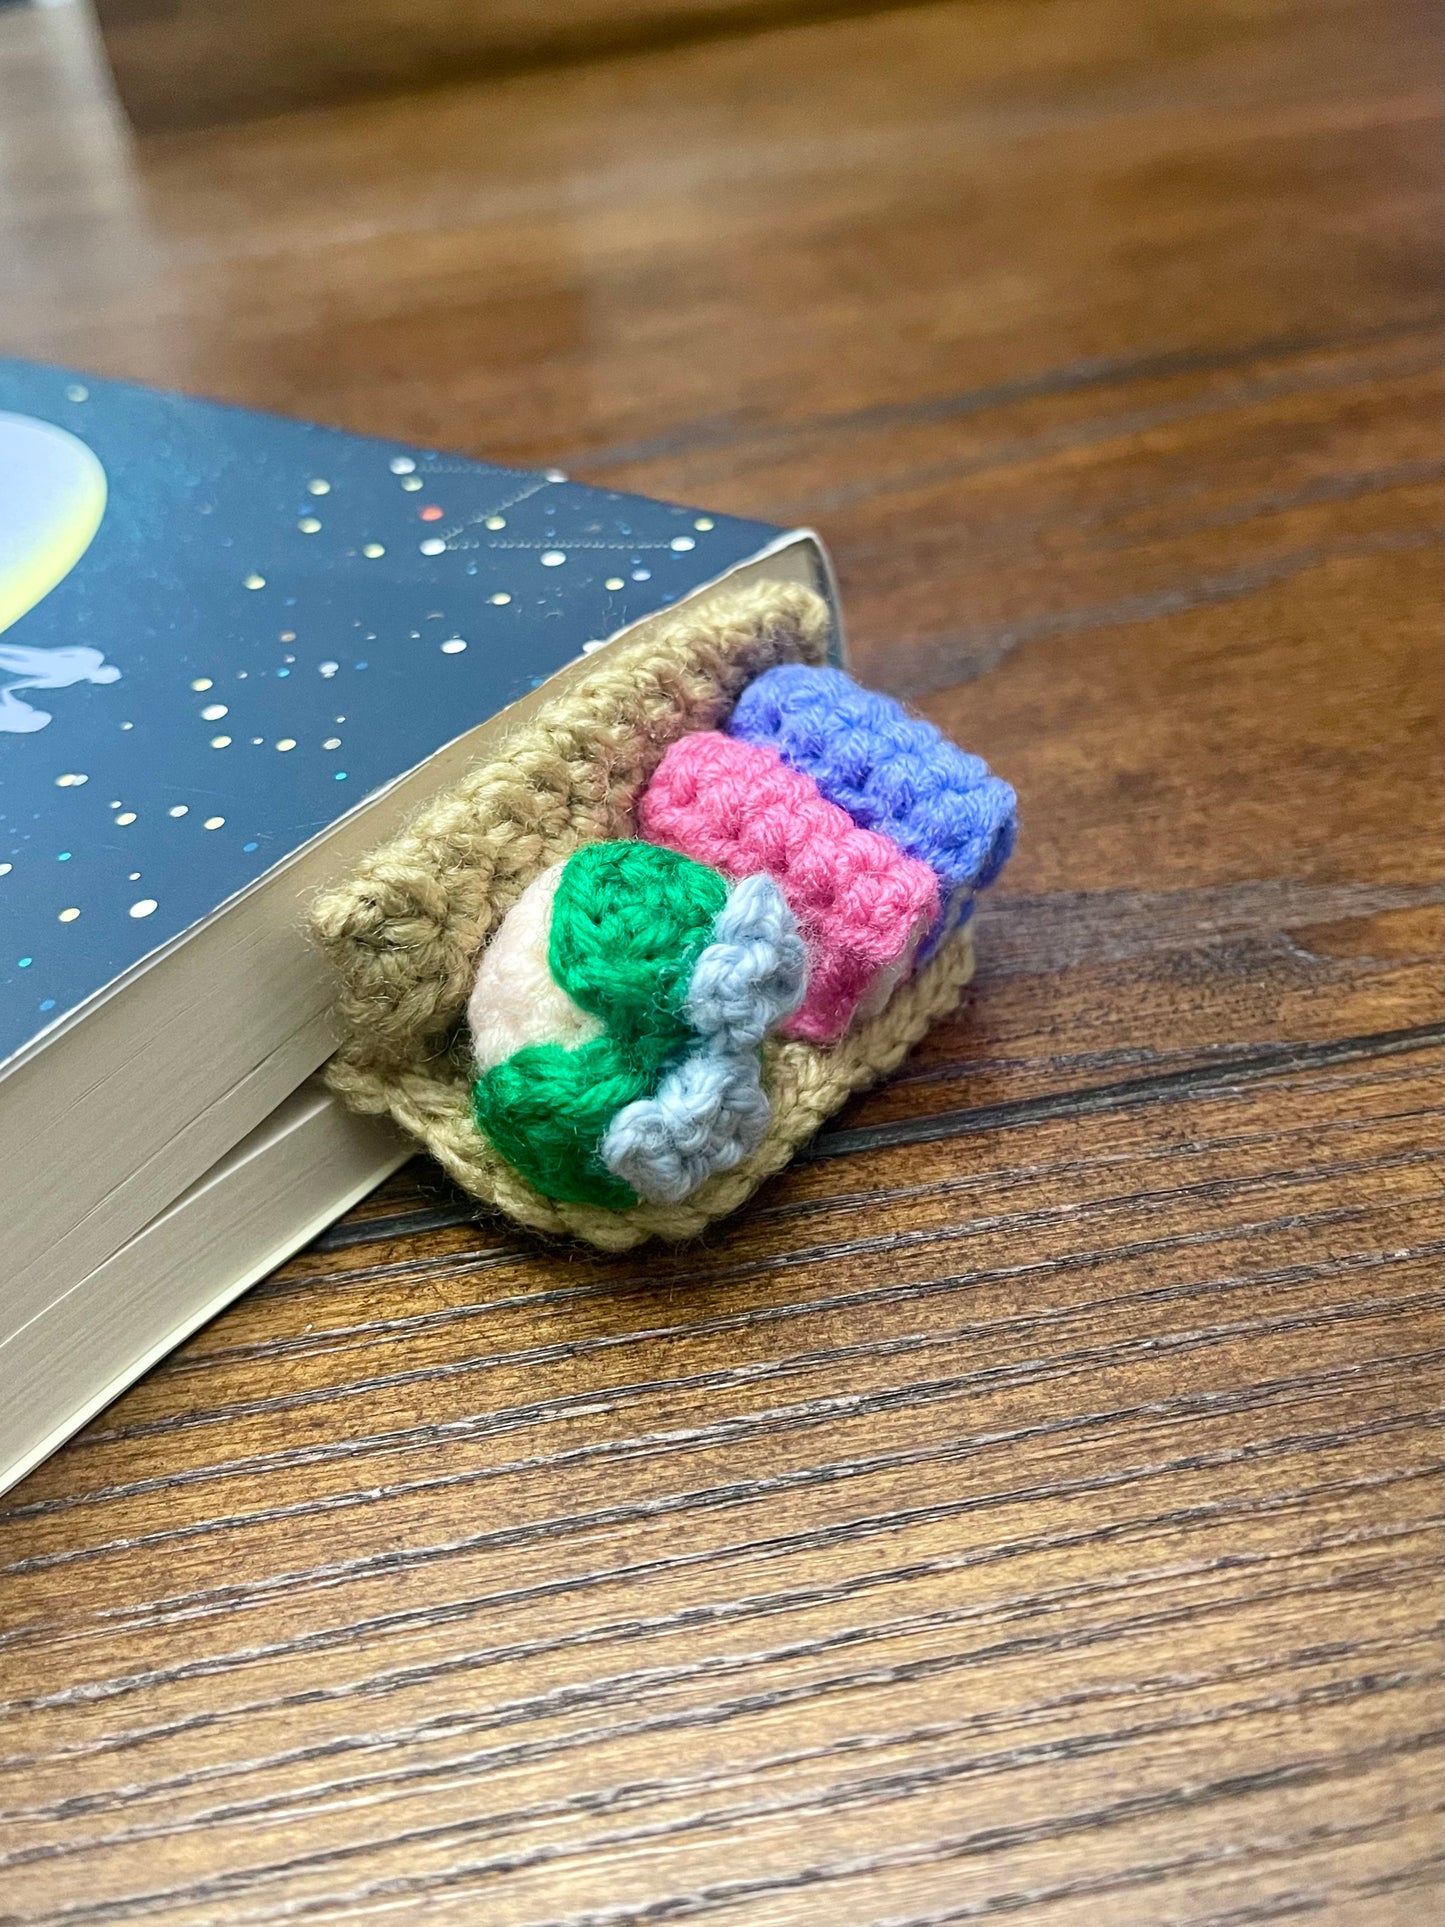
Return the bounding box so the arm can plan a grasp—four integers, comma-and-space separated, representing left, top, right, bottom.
464, 666, 1015, 1221
311, 579, 1015, 1248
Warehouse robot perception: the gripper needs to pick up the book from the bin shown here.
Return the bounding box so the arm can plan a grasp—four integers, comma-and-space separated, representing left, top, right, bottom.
0, 1082, 409, 1495
0, 359, 833, 1491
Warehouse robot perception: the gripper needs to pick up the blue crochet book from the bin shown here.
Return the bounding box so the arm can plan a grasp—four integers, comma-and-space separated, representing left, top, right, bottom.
0, 358, 831, 1484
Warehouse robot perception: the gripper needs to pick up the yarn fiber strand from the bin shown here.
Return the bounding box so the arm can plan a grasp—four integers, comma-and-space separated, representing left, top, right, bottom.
728, 663, 1017, 950
467, 862, 601, 1072
638, 731, 938, 1043
599, 873, 807, 1202
472, 841, 729, 1206
549, 840, 726, 1051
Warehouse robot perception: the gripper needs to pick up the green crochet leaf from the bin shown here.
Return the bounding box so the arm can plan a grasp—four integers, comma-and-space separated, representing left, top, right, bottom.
472, 1035, 645, 1210
548, 840, 728, 1049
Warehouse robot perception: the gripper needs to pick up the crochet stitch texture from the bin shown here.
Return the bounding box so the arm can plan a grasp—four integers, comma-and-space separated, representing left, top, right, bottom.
472, 842, 727, 1208
601, 1048, 770, 1206
638, 731, 938, 1044
600, 873, 807, 1203
310, 579, 981, 1249
466, 863, 600, 1073
470, 860, 806, 1208
729, 662, 1017, 950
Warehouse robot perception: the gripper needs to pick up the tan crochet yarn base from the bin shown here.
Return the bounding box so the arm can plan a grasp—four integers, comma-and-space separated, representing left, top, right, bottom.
311, 578, 976, 1250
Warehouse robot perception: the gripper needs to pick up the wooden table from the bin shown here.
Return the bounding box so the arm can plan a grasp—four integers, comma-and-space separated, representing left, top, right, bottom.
1, 1, 1441, 1920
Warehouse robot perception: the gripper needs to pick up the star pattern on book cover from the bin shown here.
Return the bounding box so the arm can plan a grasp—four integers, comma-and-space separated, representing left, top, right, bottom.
0, 362, 782, 1066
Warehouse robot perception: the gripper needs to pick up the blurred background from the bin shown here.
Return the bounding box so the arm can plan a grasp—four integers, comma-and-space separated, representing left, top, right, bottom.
1, 3, 1440, 1920
71, 0, 937, 128
6, 0, 1437, 712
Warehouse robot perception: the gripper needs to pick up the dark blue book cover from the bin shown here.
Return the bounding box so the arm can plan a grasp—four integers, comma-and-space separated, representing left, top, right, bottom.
0, 362, 789, 1072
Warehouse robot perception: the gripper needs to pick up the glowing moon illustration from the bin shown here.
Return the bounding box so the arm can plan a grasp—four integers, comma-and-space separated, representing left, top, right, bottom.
0, 411, 107, 639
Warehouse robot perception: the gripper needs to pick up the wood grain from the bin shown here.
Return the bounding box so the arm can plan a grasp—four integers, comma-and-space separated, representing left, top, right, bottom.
90, 0, 922, 131
0, 0, 1441, 1920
